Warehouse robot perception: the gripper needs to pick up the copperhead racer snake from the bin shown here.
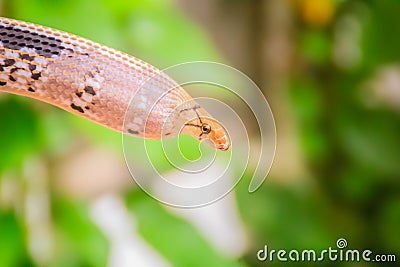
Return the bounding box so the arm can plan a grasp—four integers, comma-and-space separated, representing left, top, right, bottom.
0, 17, 230, 151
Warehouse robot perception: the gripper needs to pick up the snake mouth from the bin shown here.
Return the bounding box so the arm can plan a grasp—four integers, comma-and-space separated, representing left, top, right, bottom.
216, 142, 231, 151
220, 144, 231, 151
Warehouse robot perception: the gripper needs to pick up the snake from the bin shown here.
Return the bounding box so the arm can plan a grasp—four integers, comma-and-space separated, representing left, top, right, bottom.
0, 17, 230, 151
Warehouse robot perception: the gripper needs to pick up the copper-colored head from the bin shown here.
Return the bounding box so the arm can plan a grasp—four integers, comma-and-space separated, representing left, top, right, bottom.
182, 115, 231, 151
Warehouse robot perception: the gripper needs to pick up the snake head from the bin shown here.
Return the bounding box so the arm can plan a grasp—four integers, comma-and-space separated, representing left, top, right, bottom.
181, 115, 231, 151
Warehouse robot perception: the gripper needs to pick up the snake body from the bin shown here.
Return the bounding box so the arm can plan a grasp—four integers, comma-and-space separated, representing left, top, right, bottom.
0, 17, 230, 150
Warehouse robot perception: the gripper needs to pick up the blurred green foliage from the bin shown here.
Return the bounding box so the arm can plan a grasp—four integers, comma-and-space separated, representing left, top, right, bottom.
0, 211, 32, 267
1, 0, 400, 266
127, 191, 244, 267
0, 97, 42, 173
51, 197, 109, 267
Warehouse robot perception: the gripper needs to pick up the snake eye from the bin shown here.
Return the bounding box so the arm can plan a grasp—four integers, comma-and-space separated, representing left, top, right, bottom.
201, 123, 211, 134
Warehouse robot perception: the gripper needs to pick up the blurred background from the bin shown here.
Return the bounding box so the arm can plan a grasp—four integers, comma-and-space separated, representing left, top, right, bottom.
1, 0, 400, 266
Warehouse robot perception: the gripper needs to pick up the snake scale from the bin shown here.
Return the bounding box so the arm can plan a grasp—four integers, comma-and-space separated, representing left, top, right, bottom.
0, 17, 230, 150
